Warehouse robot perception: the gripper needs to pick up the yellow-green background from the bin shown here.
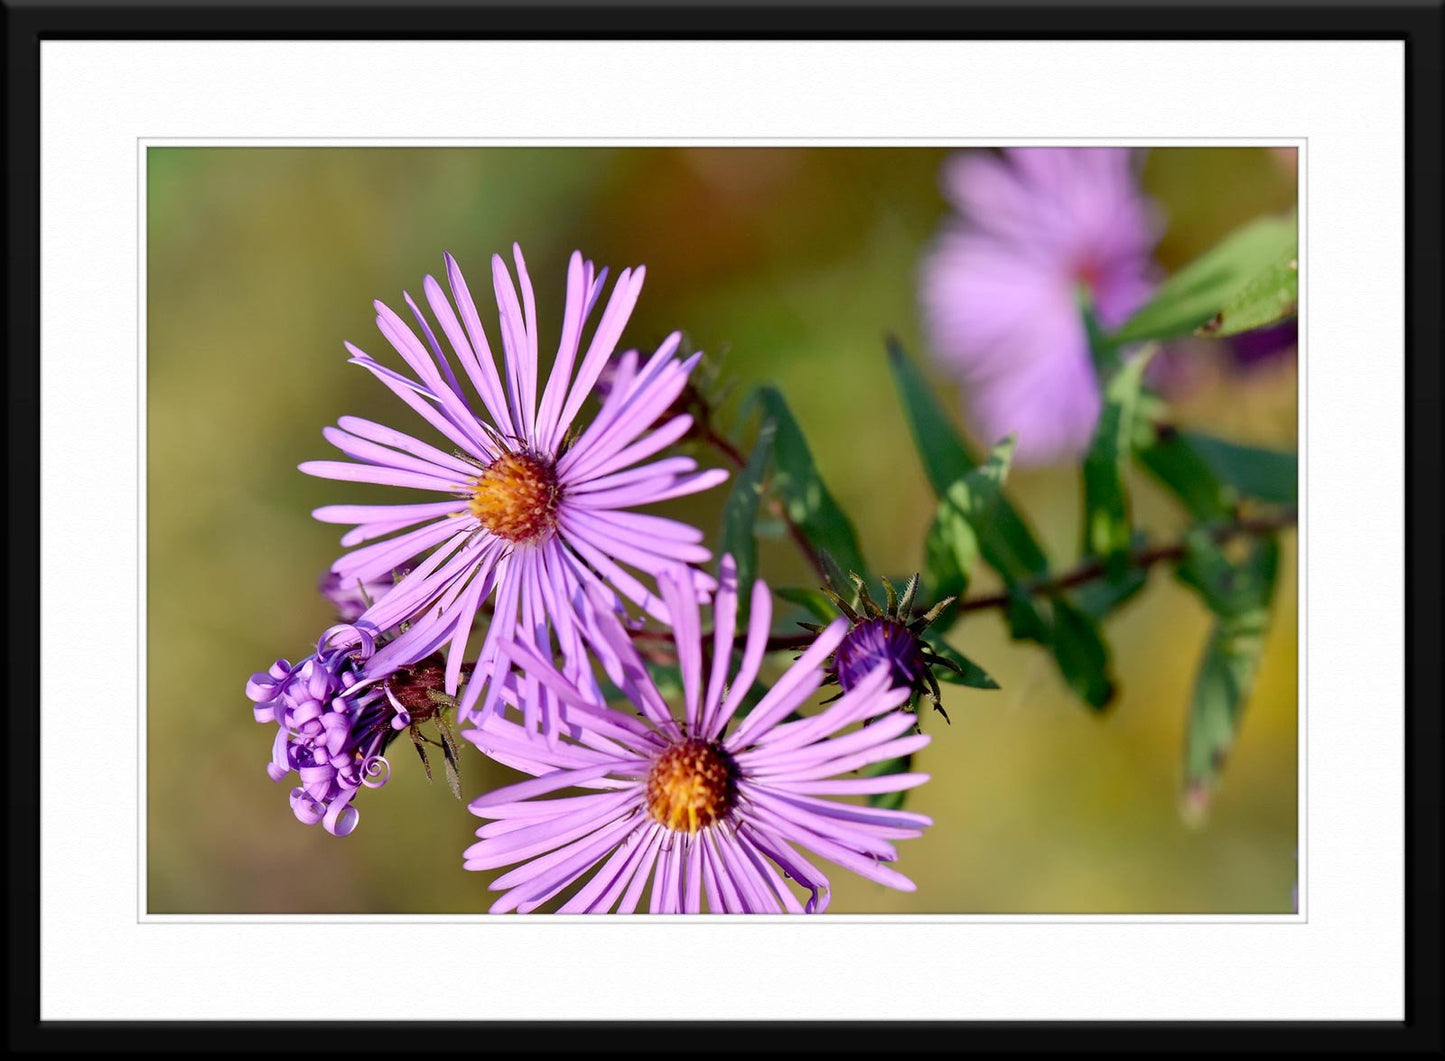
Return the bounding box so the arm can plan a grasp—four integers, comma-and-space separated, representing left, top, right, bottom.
147, 147, 1298, 913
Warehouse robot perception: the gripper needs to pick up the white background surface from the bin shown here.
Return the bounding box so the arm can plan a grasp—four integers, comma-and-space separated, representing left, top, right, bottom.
40, 40, 1402, 1020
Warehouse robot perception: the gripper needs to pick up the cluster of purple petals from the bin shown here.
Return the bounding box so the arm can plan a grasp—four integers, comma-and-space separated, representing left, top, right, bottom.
245, 624, 407, 837
835, 618, 926, 693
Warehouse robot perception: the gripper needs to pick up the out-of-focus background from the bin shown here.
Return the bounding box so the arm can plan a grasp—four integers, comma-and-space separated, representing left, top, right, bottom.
147, 147, 1297, 913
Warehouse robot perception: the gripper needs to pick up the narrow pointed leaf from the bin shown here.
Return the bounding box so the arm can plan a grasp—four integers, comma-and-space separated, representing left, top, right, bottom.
1177, 430, 1297, 506
410, 727, 433, 782
1048, 594, 1116, 711
921, 630, 999, 690
1195, 255, 1298, 338
1112, 213, 1298, 344
1178, 534, 1280, 819
717, 419, 776, 617
924, 495, 978, 602
924, 436, 1016, 600
889, 338, 1121, 712
1083, 347, 1156, 572
1072, 563, 1150, 620
438, 722, 464, 802
774, 586, 838, 623
748, 387, 867, 579
886, 337, 1049, 583
1137, 423, 1235, 521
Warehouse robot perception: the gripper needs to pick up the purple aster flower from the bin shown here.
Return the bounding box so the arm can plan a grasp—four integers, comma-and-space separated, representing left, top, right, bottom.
462, 559, 933, 913
245, 624, 408, 836
920, 147, 1162, 465
300, 246, 728, 737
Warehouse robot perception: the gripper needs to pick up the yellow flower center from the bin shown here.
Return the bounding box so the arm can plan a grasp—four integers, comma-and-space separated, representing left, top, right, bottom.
468, 451, 560, 545
645, 738, 738, 833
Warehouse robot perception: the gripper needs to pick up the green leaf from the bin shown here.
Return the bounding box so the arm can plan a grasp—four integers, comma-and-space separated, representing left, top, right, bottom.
886, 338, 1050, 635
1048, 594, 1116, 711
921, 630, 999, 690
889, 338, 1126, 711
749, 386, 867, 579
1176, 529, 1281, 620
1195, 256, 1298, 339
859, 752, 914, 811
1113, 213, 1298, 344
644, 661, 685, 701
1072, 563, 1150, 621
1178, 430, 1297, 506
1082, 346, 1156, 570
1136, 424, 1235, 522
924, 501, 977, 602
886, 335, 977, 495
1178, 534, 1280, 819
601, 661, 685, 706
816, 550, 852, 602
409, 726, 432, 782
923, 436, 1017, 601
717, 419, 776, 616
437, 718, 463, 801
774, 586, 837, 623
1000, 590, 1048, 643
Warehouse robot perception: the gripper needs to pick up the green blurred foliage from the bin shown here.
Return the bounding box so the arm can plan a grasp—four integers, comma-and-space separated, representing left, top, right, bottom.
147, 147, 1297, 914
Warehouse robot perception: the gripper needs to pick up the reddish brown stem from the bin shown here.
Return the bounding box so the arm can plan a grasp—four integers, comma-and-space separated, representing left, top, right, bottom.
626, 506, 1296, 653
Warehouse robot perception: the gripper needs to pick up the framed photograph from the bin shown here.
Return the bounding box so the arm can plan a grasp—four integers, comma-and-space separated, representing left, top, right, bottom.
8, 2, 1439, 1051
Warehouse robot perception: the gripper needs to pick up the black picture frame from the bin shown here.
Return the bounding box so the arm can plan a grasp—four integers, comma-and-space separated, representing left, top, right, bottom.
5, 2, 1440, 1053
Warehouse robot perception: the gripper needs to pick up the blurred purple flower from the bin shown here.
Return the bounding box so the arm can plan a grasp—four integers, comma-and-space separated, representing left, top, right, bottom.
1227, 318, 1297, 369
245, 624, 406, 837
462, 559, 932, 913
300, 246, 728, 738
318, 566, 411, 623
920, 147, 1162, 465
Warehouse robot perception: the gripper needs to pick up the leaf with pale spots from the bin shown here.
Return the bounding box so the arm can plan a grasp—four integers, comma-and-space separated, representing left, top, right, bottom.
1195, 253, 1298, 339
923, 435, 1016, 603
1112, 212, 1298, 343
1177, 532, 1280, 821
1082, 346, 1155, 574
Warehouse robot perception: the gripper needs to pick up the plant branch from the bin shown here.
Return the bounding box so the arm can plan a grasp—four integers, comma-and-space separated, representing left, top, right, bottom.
626, 506, 1297, 653
954, 506, 1296, 613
